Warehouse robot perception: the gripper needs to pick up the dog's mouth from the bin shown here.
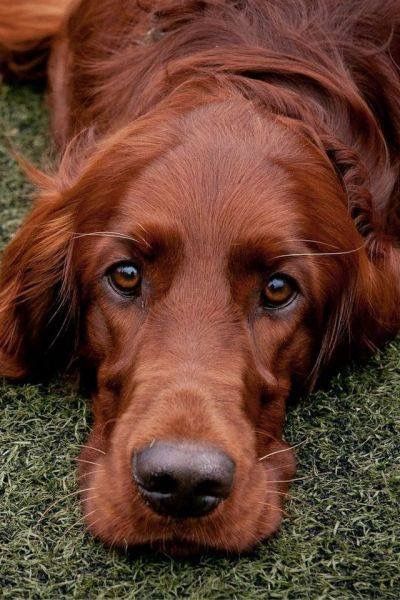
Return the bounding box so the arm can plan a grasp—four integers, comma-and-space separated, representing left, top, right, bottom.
78, 435, 296, 555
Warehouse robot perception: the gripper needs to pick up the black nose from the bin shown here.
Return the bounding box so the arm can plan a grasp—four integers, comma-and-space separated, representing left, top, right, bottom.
132, 441, 235, 519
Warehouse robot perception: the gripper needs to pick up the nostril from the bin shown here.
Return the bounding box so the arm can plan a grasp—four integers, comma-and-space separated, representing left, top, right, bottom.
194, 478, 230, 499
142, 472, 177, 495
132, 454, 177, 494
194, 479, 216, 497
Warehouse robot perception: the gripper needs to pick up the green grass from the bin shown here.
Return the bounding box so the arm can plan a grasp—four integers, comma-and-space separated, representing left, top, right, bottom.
1, 84, 399, 599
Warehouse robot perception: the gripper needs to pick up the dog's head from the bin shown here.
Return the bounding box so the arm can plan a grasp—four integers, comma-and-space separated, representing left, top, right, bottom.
1, 98, 399, 553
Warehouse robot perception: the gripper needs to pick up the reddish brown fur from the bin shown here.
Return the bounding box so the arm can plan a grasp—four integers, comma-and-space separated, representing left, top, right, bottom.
1, 0, 400, 554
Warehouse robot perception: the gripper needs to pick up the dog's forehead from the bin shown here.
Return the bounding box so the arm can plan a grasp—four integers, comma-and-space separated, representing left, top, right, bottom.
120, 132, 303, 249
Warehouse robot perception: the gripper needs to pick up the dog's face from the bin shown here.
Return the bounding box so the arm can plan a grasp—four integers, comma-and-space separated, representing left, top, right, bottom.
72, 103, 367, 553
0, 100, 396, 553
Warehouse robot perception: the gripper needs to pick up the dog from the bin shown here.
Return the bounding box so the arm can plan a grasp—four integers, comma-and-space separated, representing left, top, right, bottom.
1, 0, 400, 555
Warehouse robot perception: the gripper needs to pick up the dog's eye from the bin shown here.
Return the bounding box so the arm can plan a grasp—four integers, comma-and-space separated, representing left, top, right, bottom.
107, 262, 141, 296
263, 273, 297, 309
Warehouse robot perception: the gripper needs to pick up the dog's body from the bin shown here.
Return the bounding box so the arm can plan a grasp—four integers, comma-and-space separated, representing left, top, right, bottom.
1, 0, 400, 554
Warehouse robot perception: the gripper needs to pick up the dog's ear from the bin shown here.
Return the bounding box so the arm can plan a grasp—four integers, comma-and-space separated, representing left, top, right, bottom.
324, 140, 381, 241
0, 175, 77, 379
353, 243, 400, 351
318, 244, 400, 374
322, 138, 400, 360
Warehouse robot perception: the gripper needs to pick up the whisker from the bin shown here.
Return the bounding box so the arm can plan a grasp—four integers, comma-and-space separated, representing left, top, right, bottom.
73, 231, 151, 248
87, 516, 103, 530
258, 439, 308, 462
285, 238, 341, 249
264, 462, 296, 472
254, 429, 280, 442
274, 243, 365, 260
58, 508, 99, 540
75, 458, 102, 467
73, 444, 106, 455
136, 222, 149, 235
83, 509, 98, 520
255, 501, 288, 516
267, 473, 329, 484
273, 490, 300, 500
110, 530, 122, 552
37, 487, 96, 523
78, 469, 106, 479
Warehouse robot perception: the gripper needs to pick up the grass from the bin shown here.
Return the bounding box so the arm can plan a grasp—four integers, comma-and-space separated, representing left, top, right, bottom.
0, 83, 399, 599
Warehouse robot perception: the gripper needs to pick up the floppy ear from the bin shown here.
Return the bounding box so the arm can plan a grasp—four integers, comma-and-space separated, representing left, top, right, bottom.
324, 140, 378, 240
323, 137, 400, 357
0, 176, 77, 379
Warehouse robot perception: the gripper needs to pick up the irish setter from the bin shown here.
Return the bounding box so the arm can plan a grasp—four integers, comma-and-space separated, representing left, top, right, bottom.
1, 0, 400, 555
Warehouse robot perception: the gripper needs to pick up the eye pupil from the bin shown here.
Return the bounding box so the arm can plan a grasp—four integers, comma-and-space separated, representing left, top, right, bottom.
263, 274, 297, 309
117, 265, 137, 280
268, 277, 285, 292
108, 262, 141, 296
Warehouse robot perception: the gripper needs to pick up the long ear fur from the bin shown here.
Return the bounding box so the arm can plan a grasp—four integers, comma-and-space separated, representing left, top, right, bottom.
0, 0, 72, 52
319, 136, 400, 369
0, 173, 77, 379
0, 0, 73, 80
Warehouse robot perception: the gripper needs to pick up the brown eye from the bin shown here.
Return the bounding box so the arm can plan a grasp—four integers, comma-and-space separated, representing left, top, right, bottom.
263, 274, 297, 309
107, 262, 141, 296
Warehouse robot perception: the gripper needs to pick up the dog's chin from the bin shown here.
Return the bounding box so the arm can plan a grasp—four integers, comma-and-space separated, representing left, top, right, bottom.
82, 488, 284, 556
88, 521, 275, 557
78, 441, 295, 556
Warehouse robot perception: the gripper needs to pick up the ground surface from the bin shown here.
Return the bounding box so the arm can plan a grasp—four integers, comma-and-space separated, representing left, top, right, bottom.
0, 84, 399, 599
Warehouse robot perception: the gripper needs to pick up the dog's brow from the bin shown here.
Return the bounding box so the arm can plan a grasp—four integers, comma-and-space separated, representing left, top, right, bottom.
73, 231, 152, 249
273, 243, 366, 261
